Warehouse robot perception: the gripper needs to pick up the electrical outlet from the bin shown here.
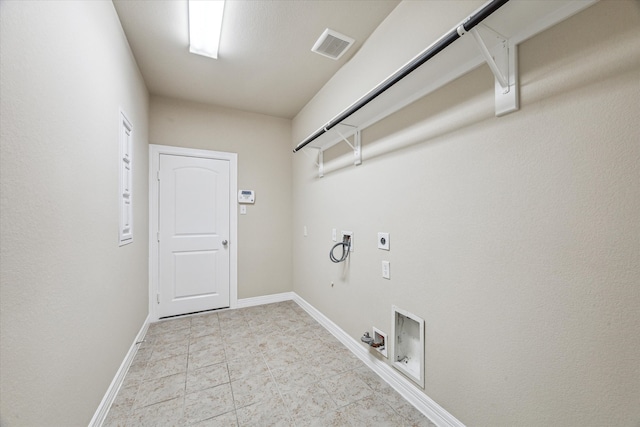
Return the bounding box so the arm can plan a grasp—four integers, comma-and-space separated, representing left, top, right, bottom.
332, 228, 337, 242
378, 232, 390, 250
382, 260, 390, 279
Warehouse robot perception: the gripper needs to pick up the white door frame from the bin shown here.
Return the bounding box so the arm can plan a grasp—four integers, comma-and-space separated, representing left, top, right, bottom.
149, 144, 238, 321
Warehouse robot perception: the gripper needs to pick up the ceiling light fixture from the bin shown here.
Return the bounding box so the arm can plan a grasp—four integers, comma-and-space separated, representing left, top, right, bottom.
188, 0, 225, 59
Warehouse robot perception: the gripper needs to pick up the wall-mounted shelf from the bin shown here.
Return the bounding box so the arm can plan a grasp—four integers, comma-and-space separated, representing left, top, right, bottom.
294, 0, 597, 176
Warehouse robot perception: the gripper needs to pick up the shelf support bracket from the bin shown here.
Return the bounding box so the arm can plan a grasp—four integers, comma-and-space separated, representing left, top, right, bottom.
302, 147, 324, 177
335, 129, 355, 151
468, 24, 519, 116
354, 130, 362, 166
334, 127, 362, 166
302, 146, 320, 167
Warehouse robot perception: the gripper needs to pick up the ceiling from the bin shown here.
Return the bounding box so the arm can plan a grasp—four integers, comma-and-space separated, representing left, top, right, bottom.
112, 0, 400, 119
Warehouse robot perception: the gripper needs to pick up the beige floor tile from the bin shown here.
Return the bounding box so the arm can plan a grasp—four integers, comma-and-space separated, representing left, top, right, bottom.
108, 382, 138, 415
230, 373, 280, 409
147, 317, 191, 335
149, 336, 190, 362
150, 327, 192, 346
397, 401, 437, 427
236, 399, 294, 427
227, 354, 269, 380
220, 327, 256, 346
102, 406, 129, 427
143, 353, 188, 381
128, 396, 186, 427
307, 406, 351, 427
122, 361, 147, 386
191, 410, 238, 426
262, 347, 303, 370
186, 362, 230, 393
281, 382, 337, 424
271, 361, 319, 392
319, 369, 374, 407
190, 312, 220, 329
132, 345, 153, 364
189, 332, 223, 353
184, 383, 235, 424
341, 395, 405, 426
218, 317, 249, 330
223, 338, 263, 359
353, 364, 388, 391
188, 345, 226, 370
134, 372, 186, 409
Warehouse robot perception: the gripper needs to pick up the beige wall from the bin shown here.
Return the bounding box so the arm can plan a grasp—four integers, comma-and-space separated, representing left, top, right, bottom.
149, 96, 292, 299
0, 1, 149, 426
292, 1, 640, 426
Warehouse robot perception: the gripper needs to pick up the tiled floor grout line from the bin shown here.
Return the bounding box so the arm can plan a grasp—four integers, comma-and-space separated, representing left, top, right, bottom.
224, 336, 242, 427
262, 350, 297, 426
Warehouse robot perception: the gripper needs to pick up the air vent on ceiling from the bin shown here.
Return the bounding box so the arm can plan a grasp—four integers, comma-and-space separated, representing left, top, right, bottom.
311, 28, 355, 60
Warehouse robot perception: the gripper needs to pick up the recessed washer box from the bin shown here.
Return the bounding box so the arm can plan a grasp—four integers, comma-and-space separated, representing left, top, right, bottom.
373, 327, 387, 358
392, 306, 425, 387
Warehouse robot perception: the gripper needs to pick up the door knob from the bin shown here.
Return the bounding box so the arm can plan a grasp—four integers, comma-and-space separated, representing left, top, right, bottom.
222, 240, 228, 246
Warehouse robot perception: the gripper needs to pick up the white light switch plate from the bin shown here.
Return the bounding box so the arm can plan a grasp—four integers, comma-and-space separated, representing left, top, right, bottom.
382, 260, 390, 279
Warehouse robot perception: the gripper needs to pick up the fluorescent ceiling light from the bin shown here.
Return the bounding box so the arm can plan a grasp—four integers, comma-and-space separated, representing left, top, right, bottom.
188, 0, 225, 59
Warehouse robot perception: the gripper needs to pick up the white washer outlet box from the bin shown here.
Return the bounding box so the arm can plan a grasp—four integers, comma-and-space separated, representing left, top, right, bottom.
342, 231, 353, 251
378, 232, 390, 250
372, 327, 388, 358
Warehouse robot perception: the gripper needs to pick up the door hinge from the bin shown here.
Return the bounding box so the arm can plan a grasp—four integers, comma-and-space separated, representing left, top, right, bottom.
157, 171, 160, 181
157, 293, 160, 304
157, 231, 160, 242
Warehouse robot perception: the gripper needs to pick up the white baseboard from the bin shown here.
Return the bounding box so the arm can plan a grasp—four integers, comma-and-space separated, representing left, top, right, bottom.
89, 314, 151, 427
236, 291, 296, 308
291, 293, 465, 427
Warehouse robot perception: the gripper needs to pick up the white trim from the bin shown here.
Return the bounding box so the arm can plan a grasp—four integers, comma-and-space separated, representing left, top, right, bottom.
148, 144, 238, 321
236, 291, 296, 309
291, 293, 465, 427
89, 314, 150, 427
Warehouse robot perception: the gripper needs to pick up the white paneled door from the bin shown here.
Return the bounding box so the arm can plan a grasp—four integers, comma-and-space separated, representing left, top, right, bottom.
157, 154, 230, 317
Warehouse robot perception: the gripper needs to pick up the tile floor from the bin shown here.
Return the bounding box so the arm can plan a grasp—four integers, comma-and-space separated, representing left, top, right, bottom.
103, 301, 435, 426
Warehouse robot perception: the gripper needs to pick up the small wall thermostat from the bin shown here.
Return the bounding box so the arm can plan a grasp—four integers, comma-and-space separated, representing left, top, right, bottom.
238, 190, 255, 204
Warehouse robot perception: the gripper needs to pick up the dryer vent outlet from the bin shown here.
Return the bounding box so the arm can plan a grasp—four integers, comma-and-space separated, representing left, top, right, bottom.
312, 28, 355, 60
392, 306, 425, 387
